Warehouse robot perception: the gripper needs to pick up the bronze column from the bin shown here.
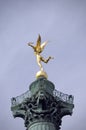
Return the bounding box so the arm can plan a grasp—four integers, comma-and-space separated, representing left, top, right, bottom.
11, 77, 74, 130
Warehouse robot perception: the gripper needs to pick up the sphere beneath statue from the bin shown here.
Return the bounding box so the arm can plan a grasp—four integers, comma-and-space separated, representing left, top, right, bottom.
36, 70, 48, 79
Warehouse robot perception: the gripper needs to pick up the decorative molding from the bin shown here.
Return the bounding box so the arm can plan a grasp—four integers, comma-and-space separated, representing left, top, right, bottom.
11, 77, 74, 130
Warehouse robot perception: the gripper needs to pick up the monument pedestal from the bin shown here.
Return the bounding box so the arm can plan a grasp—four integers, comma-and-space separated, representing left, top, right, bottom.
11, 77, 74, 130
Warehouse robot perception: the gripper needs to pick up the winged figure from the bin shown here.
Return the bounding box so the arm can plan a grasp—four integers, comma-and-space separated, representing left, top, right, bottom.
28, 35, 53, 71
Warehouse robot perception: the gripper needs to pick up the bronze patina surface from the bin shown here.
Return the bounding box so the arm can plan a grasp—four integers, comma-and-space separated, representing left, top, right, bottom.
11, 77, 74, 130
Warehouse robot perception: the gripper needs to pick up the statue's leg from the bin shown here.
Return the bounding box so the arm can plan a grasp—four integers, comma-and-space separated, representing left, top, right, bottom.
38, 61, 43, 71
41, 56, 52, 63
37, 55, 43, 71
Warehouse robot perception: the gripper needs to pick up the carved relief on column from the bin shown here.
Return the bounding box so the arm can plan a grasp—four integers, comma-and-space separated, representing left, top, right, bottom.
11, 77, 74, 130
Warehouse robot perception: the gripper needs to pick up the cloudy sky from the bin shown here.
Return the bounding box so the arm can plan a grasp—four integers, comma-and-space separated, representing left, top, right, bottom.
0, 0, 86, 130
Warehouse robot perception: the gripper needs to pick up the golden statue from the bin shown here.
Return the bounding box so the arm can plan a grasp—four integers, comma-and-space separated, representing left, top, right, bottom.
28, 35, 53, 79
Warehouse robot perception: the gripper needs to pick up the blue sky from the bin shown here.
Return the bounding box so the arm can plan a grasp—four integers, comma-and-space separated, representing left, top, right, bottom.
0, 0, 86, 130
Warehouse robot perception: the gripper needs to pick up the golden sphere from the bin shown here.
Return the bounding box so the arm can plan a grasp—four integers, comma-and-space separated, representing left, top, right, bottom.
36, 70, 48, 79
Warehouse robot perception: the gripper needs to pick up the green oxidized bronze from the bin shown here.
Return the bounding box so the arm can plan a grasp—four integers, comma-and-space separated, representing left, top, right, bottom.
11, 77, 74, 130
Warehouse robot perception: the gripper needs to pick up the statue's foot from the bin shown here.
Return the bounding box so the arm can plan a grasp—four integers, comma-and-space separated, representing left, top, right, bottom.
49, 56, 54, 59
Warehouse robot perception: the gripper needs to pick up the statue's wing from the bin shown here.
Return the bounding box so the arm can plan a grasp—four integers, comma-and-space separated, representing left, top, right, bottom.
41, 41, 48, 50
36, 34, 41, 47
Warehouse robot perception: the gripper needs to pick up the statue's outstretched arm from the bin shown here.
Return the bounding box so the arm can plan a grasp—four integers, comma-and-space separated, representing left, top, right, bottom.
28, 42, 35, 50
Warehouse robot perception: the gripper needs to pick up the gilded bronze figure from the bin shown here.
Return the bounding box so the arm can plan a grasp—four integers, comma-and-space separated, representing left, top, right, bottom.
28, 35, 53, 72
